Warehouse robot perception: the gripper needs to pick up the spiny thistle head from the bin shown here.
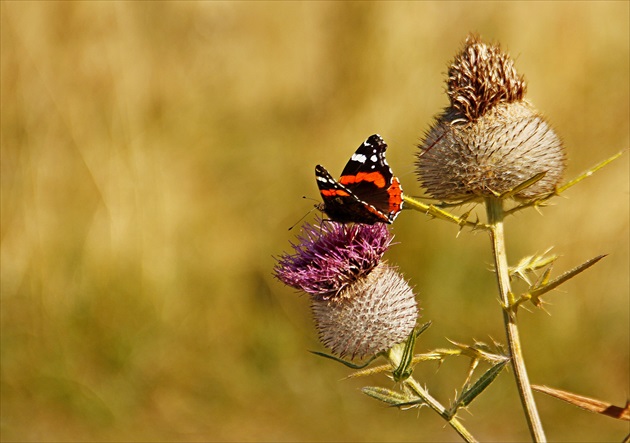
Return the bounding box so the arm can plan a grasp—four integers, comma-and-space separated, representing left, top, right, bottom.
416, 34, 566, 201
311, 262, 418, 359
274, 220, 418, 359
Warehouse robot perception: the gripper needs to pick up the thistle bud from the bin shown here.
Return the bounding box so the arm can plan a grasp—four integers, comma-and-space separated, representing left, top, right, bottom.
416, 34, 566, 201
311, 262, 418, 359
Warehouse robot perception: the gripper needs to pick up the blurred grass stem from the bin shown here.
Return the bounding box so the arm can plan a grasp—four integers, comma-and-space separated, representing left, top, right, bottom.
485, 197, 546, 442
387, 348, 478, 442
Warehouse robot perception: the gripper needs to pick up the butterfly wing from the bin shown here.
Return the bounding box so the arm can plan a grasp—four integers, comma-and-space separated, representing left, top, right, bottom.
315, 164, 390, 224
338, 134, 403, 221
315, 134, 403, 224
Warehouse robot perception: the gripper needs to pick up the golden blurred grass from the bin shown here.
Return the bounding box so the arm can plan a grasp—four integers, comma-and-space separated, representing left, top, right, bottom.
1, 2, 628, 441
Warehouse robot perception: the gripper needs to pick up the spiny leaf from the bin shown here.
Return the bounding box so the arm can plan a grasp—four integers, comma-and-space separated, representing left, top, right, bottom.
310, 350, 379, 369
533, 264, 553, 290
362, 386, 421, 407
507, 151, 624, 216
453, 359, 509, 410
347, 352, 445, 379
533, 385, 630, 421
509, 248, 557, 283
446, 339, 510, 365
556, 151, 624, 194
528, 255, 607, 304
393, 328, 417, 382
499, 171, 547, 200
390, 398, 429, 409
347, 363, 393, 378
415, 321, 432, 338
410, 352, 452, 363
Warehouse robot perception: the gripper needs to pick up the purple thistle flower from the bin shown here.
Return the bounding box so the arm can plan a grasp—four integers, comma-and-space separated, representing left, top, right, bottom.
273, 219, 393, 299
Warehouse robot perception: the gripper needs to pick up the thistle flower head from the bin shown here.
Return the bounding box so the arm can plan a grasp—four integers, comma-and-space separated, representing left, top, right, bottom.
273, 219, 393, 299
416, 34, 566, 202
447, 34, 526, 122
311, 262, 418, 359
275, 220, 418, 359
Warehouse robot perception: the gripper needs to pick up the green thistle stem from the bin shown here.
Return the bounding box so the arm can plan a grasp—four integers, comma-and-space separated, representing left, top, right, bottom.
485, 197, 546, 442
387, 348, 478, 443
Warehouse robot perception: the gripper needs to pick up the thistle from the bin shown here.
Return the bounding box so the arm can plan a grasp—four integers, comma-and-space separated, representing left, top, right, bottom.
274, 220, 418, 359
416, 34, 566, 202
274, 33, 620, 443
404, 34, 618, 442
274, 220, 477, 441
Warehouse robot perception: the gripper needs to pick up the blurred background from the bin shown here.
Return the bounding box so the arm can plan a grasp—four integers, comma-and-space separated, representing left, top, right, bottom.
1, 2, 628, 441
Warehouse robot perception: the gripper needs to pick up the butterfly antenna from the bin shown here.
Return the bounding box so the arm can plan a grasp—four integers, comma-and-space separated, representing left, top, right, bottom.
302, 195, 320, 204
288, 197, 320, 231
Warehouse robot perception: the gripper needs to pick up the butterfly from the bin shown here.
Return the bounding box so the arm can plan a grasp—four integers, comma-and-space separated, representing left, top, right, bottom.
315, 134, 403, 224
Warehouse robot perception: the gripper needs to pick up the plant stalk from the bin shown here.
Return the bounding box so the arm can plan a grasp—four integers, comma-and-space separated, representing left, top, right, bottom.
387, 350, 478, 443
485, 197, 546, 442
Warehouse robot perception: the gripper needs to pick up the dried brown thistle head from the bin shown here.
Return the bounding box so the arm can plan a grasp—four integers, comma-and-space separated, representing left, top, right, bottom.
416, 34, 566, 202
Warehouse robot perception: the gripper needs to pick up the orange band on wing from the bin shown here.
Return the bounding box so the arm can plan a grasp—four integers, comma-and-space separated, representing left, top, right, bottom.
388, 177, 403, 212
320, 189, 351, 197
339, 171, 386, 188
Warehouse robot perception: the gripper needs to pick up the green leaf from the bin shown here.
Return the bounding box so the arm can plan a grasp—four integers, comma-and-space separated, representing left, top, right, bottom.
453, 359, 509, 410
362, 386, 426, 409
393, 328, 417, 382
309, 351, 379, 369
362, 386, 419, 406
415, 321, 432, 338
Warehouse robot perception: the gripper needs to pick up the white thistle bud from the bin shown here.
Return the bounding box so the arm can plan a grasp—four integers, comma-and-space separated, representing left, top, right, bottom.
311, 262, 418, 359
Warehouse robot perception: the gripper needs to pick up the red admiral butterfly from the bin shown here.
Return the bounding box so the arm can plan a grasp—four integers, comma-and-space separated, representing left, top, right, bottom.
315, 134, 403, 224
